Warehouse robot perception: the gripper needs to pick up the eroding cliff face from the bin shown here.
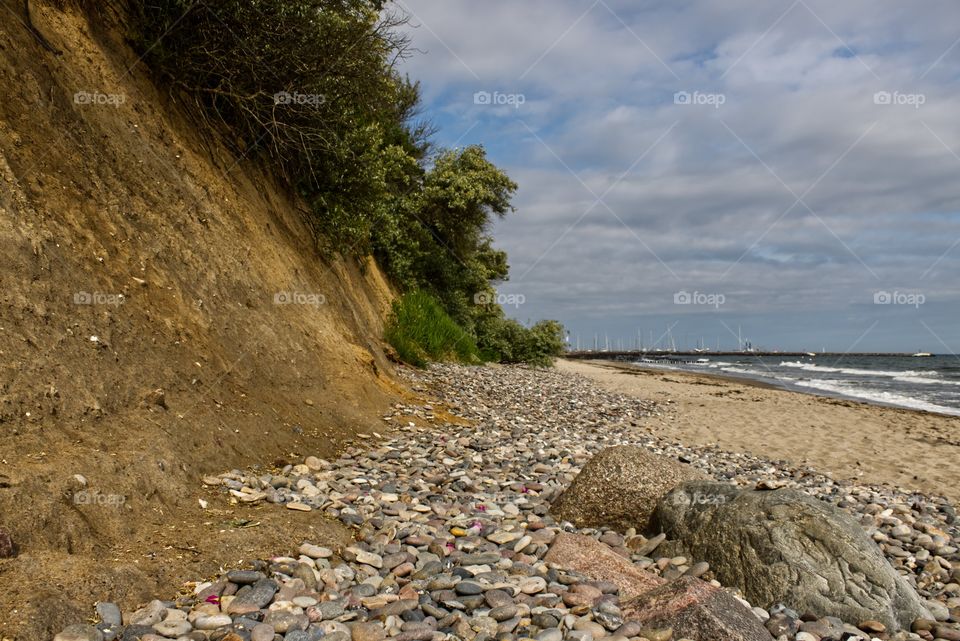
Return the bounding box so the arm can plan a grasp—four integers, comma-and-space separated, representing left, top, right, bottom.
0, 3, 400, 638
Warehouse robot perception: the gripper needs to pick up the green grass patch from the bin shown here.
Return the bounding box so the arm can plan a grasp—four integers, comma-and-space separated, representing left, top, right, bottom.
385, 291, 480, 367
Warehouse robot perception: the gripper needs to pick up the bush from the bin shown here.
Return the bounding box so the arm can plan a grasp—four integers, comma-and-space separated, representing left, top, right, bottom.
130, 1, 566, 368
384, 291, 479, 367
475, 316, 565, 366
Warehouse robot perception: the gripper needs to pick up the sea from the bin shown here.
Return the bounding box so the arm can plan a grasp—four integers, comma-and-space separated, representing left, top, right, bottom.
632, 354, 960, 417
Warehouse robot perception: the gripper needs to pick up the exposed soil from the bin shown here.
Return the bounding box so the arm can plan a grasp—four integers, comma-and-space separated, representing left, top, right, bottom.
0, 2, 412, 638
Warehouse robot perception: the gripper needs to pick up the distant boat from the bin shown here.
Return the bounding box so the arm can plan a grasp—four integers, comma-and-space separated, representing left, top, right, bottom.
805, 352, 816, 357
912, 352, 933, 357
696, 358, 710, 363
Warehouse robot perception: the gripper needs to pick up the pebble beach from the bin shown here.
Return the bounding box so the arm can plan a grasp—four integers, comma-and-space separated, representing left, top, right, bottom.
55, 363, 960, 641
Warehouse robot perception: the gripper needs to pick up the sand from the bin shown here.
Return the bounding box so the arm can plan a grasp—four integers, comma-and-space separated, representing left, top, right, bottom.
557, 359, 960, 503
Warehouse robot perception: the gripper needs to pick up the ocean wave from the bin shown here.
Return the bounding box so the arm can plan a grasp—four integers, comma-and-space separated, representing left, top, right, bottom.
794, 379, 960, 416
893, 375, 960, 386
779, 361, 934, 379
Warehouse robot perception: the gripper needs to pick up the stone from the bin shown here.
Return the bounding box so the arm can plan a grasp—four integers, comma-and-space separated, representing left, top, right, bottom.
550, 445, 707, 530
152, 620, 192, 638
623, 576, 773, 641
251, 624, 275, 641
193, 614, 233, 630
455, 581, 483, 596
55, 625, 104, 641
226, 569, 264, 585
299, 543, 333, 559
229, 578, 279, 614
636, 628, 673, 641
354, 549, 384, 568
96, 602, 123, 627
543, 532, 664, 599
651, 482, 933, 631
129, 600, 167, 626
351, 622, 387, 641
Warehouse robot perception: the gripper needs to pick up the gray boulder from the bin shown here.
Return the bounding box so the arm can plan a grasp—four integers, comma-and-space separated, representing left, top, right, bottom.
550, 445, 707, 530
650, 481, 932, 631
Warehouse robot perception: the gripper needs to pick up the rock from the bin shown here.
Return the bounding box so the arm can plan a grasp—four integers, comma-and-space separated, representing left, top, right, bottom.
251, 624, 276, 641
636, 628, 673, 641
193, 614, 233, 630
550, 445, 707, 530
299, 543, 333, 559
353, 549, 384, 568
55, 625, 104, 641
128, 600, 167, 626
519, 576, 548, 594
651, 482, 933, 631
226, 569, 264, 585
152, 620, 192, 638
351, 622, 387, 641
622, 575, 773, 641
226, 578, 279, 614
96, 602, 122, 627
543, 532, 664, 599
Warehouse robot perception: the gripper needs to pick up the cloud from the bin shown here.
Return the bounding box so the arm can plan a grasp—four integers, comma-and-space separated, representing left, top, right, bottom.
397, 0, 960, 351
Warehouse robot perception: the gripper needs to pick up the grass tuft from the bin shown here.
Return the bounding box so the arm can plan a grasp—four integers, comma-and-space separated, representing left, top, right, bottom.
385, 291, 480, 367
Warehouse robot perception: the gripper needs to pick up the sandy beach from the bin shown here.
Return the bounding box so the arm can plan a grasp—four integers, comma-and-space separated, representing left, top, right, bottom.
557, 359, 960, 503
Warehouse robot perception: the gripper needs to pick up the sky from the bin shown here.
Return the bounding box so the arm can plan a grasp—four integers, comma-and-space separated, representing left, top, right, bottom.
394, 0, 960, 353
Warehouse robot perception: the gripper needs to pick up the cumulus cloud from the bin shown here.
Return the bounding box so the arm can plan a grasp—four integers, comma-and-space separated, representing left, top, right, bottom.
397, 0, 960, 351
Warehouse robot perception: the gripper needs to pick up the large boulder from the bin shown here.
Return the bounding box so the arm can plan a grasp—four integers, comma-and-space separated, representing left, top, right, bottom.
544, 533, 773, 641
543, 532, 665, 599
650, 481, 932, 631
622, 576, 774, 641
550, 445, 707, 530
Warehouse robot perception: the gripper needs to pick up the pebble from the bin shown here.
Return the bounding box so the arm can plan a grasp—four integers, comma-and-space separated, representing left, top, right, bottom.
56, 363, 960, 641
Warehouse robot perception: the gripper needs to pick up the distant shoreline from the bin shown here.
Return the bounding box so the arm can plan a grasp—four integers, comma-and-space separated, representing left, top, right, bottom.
557, 358, 960, 502
582, 357, 960, 418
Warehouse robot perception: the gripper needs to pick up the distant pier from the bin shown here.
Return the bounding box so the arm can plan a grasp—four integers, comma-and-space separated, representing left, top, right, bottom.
564, 350, 925, 363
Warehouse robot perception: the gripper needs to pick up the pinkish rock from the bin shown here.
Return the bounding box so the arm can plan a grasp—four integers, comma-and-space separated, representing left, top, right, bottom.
543, 532, 665, 599
623, 576, 773, 641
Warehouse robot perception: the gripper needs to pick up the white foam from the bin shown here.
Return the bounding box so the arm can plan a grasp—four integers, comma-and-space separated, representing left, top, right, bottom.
794, 379, 960, 416
779, 361, 934, 379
